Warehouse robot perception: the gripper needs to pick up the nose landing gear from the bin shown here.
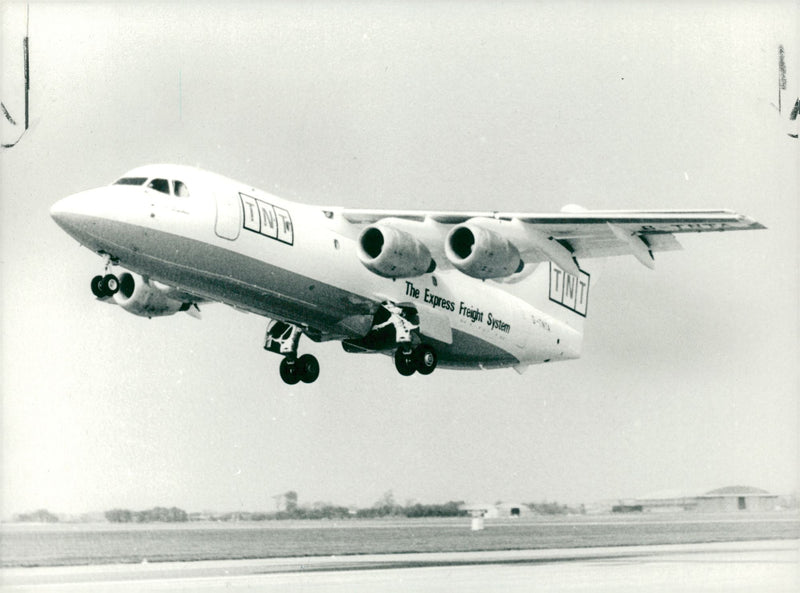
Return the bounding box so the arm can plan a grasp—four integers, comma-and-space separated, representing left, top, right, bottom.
90, 255, 121, 299
91, 273, 120, 298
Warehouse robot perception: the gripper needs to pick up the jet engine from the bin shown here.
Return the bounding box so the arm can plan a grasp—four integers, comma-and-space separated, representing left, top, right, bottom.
445, 224, 524, 279
357, 223, 436, 278
113, 272, 195, 318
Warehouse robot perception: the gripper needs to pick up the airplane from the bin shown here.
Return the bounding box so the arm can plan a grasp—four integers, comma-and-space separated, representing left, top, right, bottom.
788, 97, 800, 138
50, 164, 765, 385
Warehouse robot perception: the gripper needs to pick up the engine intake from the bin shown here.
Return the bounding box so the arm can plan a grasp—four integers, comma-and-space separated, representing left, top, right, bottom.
358, 224, 435, 278
445, 224, 524, 279
113, 272, 193, 318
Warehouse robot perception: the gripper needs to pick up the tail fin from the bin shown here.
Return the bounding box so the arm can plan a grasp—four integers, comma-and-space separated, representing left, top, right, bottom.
503, 203, 604, 333
789, 98, 800, 138
502, 260, 599, 335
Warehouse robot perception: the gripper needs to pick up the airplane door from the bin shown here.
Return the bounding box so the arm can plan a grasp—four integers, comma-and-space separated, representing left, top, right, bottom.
215, 192, 242, 240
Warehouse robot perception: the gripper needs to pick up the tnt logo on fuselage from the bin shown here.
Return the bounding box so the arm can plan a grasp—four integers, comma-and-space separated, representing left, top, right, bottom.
240, 193, 294, 245
549, 262, 590, 317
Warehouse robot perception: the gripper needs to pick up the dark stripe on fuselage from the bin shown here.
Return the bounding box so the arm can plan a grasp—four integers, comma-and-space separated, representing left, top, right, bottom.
58, 214, 519, 369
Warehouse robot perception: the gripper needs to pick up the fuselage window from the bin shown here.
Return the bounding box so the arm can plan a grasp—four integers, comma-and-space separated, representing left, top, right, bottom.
148, 178, 171, 194
174, 180, 190, 197
114, 177, 147, 186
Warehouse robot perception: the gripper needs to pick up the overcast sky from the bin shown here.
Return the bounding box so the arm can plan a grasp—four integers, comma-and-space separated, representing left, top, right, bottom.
1, 2, 797, 518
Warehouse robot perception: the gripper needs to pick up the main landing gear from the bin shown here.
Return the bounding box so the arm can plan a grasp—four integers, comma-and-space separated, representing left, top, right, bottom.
394, 343, 438, 377
343, 301, 440, 378
377, 302, 438, 377
374, 302, 438, 377
279, 354, 320, 385
264, 320, 319, 385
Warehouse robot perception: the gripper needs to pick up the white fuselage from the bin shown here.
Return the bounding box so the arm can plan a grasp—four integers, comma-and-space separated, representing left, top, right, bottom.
50, 165, 582, 371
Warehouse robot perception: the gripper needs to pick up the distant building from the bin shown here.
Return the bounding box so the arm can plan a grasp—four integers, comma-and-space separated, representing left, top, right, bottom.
695, 486, 779, 512
618, 485, 779, 513
623, 489, 698, 513
497, 502, 528, 517
460, 502, 530, 518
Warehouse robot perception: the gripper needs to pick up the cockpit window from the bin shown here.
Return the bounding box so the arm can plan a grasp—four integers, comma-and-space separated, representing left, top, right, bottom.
116, 176, 190, 196
174, 180, 190, 197
147, 178, 171, 194
114, 177, 147, 186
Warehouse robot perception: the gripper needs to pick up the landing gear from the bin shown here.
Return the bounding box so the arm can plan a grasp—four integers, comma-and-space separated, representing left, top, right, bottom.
91, 274, 119, 298
265, 320, 320, 385
415, 344, 438, 375
345, 301, 439, 378
394, 343, 438, 377
394, 347, 417, 376
91, 255, 120, 299
279, 354, 320, 385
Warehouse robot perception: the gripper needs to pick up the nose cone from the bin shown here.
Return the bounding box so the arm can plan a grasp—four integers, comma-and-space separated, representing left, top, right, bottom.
50, 187, 116, 245
50, 193, 84, 230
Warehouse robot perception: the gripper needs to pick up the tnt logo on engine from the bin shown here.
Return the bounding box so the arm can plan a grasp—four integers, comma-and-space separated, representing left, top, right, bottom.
549, 262, 590, 317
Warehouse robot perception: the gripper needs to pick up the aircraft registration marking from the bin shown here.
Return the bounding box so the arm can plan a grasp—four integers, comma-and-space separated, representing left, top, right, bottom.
239, 193, 294, 245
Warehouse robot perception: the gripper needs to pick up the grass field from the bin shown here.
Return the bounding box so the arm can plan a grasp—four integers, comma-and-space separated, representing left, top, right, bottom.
2, 513, 798, 568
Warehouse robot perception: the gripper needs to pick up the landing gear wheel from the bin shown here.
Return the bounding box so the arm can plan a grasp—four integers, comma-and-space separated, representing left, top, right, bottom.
414, 344, 438, 375
394, 348, 417, 376
92, 274, 119, 297
297, 354, 320, 384
279, 357, 302, 385
91, 275, 105, 297
101, 274, 120, 296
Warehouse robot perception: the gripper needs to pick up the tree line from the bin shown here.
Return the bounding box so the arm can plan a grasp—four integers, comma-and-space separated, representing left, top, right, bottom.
13, 495, 583, 524
99, 497, 582, 523
14, 509, 59, 523
212, 501, 468, 522
105, 507, 188, 523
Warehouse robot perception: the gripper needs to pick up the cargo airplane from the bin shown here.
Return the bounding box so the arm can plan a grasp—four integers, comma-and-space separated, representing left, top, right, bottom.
50, 164, 764, 384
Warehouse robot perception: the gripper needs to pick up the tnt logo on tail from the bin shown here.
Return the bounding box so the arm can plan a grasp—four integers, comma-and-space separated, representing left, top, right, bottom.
549, 262, 590, 317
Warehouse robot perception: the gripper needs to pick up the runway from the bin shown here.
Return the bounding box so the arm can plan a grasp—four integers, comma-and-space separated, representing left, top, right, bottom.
2, 540, 797, 592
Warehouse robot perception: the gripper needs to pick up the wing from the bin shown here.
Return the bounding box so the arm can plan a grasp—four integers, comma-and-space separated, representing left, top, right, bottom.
332, 207, 765, 277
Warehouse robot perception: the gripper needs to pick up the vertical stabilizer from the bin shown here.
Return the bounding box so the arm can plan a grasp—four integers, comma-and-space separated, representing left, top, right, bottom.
501, 259, 603, 335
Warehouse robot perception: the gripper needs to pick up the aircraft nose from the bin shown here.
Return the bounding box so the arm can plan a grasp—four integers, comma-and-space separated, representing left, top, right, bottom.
51, 185, 146, 252
50, 194, 75, 224
50, 192, 84, 230
50, 187, 113, 241
50, 187, 109, 229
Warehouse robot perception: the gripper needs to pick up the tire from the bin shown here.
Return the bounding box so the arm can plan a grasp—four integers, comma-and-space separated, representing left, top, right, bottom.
279, 358, 301, 385
101, 274, 120, 296
90, 275, 105, 297
297, 354, 320, 384
394, 348, 416, 376
414, 344, 437, 375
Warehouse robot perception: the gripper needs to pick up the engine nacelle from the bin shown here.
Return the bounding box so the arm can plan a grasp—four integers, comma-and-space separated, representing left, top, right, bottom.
113, 272, 193, 318
445, 224, 524, 279
357, 223, 436, 278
